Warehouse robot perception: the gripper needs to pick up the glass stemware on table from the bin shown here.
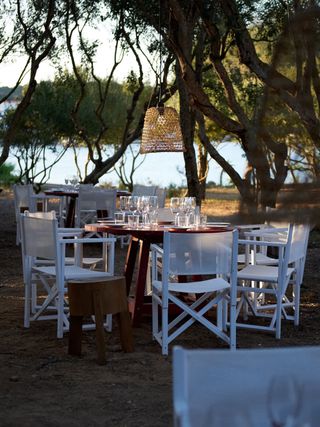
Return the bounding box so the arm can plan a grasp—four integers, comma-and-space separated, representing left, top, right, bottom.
116, 195, 159, 228
64, 175, 79, 190
114, 195, 208, 229
170, 197, 198, 227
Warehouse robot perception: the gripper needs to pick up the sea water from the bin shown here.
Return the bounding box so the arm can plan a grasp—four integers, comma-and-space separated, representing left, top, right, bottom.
8, 142, 246, 187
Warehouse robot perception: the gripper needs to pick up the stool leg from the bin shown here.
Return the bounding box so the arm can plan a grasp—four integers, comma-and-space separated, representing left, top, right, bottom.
68, 315, 83, 356
93, 291, 107, 365
116, 311, 134, 353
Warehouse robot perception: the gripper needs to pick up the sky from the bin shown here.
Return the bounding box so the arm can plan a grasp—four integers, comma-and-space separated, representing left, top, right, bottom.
0, 21, 156, 88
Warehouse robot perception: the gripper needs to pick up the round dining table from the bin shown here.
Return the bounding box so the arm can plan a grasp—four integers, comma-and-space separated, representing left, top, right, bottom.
84, 222, 231, 327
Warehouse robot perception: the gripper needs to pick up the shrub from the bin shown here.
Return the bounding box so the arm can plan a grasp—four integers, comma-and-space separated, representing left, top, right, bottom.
0, 163, 18, 186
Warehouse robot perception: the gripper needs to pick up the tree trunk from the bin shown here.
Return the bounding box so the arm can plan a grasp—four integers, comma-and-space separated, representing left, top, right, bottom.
176, 60, 201, 205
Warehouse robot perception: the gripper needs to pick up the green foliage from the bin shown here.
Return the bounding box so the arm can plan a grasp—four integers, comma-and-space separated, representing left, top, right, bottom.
166, 183, 184, 198
21, 70, 151, 146
0, 162, 17, 185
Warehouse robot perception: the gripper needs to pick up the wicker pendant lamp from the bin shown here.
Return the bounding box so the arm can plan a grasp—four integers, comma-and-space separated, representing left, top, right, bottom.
140, 6, 185, 154
140, 105, 184, 153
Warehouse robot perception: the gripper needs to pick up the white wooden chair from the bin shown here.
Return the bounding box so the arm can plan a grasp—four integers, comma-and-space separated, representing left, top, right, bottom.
155, 187, 167, 208
236, 223, 311, 338
173, 345, 320, 427
20, 214, 116, 338
151, 229, 238, 355
132, 184, 157, 197
13, 184, 37, 245
237, 207, 289, 265
237, 223, 289, 266
23, 210, 106, 315
75, 186, 117, 227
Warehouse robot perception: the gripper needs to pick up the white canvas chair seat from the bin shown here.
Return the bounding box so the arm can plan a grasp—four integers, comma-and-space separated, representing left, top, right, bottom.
237, 252, 279, 265
153, 277, 230, 294
20, 215, 116, 338
33, 265, 111, 281
151, 230, 238, 355
238, 264, 295, 283
236, 223, 310, 338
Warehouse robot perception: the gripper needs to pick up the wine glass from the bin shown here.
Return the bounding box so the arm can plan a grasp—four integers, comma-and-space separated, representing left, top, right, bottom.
127, 196, 138, 214
267, 375, 301, 427
170, 197, 181, 225
119, 196, 128, 213
69, 175, 78, 188
148, 196, 158, 213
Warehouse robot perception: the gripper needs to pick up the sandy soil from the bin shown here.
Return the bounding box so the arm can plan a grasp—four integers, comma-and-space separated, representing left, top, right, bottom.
0, 191, 319, 426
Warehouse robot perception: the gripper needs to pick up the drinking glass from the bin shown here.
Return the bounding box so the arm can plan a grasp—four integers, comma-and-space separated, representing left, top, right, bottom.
137, 196, 149, 216
119, 196, 128, 213
177, 214, 189, 228
148, 196, 158, 212
170, 197, 181, 225
69, 175, 78, 188
267, 375, 301, 427
149, 210, 158, 228
128, 214, 140, 229
114, 212, 125, 224
185, 197, 196, 214
127, 196, 138, 214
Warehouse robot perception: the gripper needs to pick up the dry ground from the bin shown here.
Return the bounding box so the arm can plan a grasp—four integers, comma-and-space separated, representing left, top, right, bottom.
0, 189, 319, 426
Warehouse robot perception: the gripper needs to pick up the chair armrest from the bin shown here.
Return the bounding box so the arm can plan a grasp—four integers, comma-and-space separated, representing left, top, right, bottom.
58, 228, 84, 238
58, 237, 116, 244
59, 227, 83, 233
238, 239, 287, 248
30, 193, 53, 200
244, 227, 288, 238
236, 223, 267, 230
151, 243, 163, 255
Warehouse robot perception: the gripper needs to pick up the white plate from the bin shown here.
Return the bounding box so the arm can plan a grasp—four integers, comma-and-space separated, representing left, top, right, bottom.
206, 222, 230, 227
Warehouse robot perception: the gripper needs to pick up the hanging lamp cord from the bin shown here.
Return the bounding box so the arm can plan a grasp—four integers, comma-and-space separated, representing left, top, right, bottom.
158, 0, 164, 110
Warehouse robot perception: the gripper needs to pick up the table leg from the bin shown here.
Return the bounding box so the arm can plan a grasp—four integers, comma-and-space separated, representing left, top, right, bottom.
132, 240, 151, 327
65, 197, 76, 228
124, 237, 140, 295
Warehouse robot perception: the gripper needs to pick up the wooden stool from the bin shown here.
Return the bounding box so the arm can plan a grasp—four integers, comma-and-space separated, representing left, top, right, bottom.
67, 277, 134, 365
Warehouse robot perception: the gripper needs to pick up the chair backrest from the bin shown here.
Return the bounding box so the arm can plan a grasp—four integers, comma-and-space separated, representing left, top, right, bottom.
288, 223, 310, 264
265, 207, 289, 229
13, 184, 35, 212
21, 215, 58, 260
163, 230, 237, 278
94, 189, 117, 218
77, 187, 117, 219
155, 187, 167, 208
157, 207, 175, 223
288, 223, 311, 285
132, 184, 157, 197
173, 345, 320, 427
24, 210, 57, 219
13, 184, 37, 245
